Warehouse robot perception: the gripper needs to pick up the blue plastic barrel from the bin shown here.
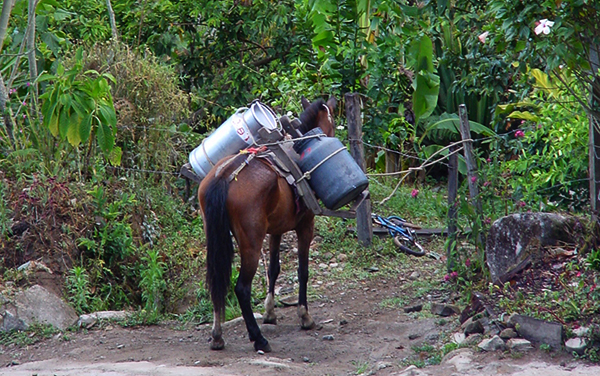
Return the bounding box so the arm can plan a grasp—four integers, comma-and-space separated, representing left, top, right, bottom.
293, 128, 369, 210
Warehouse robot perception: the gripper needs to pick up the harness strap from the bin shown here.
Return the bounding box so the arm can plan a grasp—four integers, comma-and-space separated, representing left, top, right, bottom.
227, 153, 255, 182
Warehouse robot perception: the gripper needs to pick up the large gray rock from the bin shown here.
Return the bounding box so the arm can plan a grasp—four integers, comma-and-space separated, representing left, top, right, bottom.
508, 314, 563, 350
486, 213, 589, 283
14, 285, 78, 331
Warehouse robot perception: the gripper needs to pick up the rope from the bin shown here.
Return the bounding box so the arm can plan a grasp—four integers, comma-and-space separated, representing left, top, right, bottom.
296, 146, 347, 183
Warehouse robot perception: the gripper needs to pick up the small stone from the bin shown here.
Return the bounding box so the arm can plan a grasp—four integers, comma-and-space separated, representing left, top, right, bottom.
461, 317, 474, 330
463, 333, 483, 346
318, 263, 328, 269
338, 253, 348, 262
323, 335, 334, 341
409, 271, 420, 280
367, 266, 379, 272
499, 328, 518, 339
257, 350, 265, 355
478, 335, 506, 352
425, 333, 439, 342
507, 338, 533, 351
408, 333, 420, 340
329, 262, 339, 268
453, 332, 466, 345
403, 304, 423, 313
116, 344, 124, 349
573, 327, 590, 338
339, 319, 348, 325
565, 337, 588, 355
302, 357, 310, 363
464, 320, 484, 336
431, 303, 460, 317
1, 311, 28, 332
11, 360, 21, 366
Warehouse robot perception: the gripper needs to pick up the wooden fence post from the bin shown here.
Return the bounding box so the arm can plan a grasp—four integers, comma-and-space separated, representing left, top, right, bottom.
458, 104, 482, 215
345, 93, 372, 247
446, 145, 458, 272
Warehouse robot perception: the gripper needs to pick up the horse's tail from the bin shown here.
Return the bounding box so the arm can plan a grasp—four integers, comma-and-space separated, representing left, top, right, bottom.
204, 175, 234, 322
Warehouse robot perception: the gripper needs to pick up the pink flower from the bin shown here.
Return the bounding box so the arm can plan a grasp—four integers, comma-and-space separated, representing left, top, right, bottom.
465, 259, 471, 267
22, 101, 27, 106
483, 181, 491, 187
26, 82, 30, 87
518, 201, 526, 208
411, 189, 419, 198
451, 271, 458, 278
515, 130, 525, 138
470, 176, 477, 183
478, 31, 489, 44
484, 217, 491, 225
576, 272, 581, 277
535, 19, 554, 35
486, 158, 491, 163
22, 114, 26, 119
444, 274, 450, 281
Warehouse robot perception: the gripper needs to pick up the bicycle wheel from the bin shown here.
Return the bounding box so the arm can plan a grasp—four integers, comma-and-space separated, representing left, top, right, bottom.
393, 235, 426, 257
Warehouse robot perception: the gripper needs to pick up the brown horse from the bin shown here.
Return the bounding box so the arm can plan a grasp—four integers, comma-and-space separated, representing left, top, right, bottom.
198, 97, 337, 352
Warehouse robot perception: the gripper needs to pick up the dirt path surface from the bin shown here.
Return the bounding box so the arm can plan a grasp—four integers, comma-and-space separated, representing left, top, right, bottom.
2, 274, 600, 376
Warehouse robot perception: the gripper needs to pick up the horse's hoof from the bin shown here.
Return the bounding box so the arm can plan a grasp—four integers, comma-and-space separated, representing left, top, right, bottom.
254, 338, 272, 353
263, 315, 277, 325
301, 320, 317, 330
210, 338, 225, 350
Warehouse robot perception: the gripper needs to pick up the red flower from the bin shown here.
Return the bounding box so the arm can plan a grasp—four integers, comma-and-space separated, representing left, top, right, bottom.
515, 130, 525, 138
411, 189, 419, 198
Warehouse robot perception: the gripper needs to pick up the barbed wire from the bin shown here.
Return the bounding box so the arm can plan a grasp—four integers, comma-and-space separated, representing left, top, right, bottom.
106, 165, 179, 175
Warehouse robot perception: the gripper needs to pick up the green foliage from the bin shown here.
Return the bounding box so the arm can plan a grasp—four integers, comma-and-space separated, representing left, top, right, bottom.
481, 68, 588, 212
77, 185, 136, 310
38, 48, 119, 161
66, 266, 96, 314
0, 323, 59, 347
139, 247, 167, 314
0, 182, 11, 239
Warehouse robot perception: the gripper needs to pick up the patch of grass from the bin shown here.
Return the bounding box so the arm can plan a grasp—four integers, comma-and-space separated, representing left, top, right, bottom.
368, 178, 448, 229
379, 296, 409, 309
403, 341, 459, 368
0, 324, 58, 347
352, 360, 370, 375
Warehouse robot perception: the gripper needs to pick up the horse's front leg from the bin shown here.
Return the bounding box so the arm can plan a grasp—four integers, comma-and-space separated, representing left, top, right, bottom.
296, 217, 316, 330
264, 234, 281, 325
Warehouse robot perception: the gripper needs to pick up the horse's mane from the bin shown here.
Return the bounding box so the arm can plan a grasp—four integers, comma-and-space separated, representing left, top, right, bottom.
297, 99, 326, 135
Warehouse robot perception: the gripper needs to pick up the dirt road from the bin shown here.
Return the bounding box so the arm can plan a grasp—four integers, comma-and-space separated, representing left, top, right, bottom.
2, 275, 599, 376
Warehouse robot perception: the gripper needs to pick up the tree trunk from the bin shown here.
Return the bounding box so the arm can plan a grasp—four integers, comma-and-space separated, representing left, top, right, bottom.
588, 44, 600, 220
0, 0, 16, 148
27, 0, 39, 110
106, 0, 119, 40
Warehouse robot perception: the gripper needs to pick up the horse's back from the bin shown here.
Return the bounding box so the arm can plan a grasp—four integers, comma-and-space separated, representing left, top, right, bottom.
199, 154, 301, 236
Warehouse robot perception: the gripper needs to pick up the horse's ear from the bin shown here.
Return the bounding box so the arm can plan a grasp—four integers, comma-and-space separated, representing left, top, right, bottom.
301, 96, 310, 110
326, 96, 337, 111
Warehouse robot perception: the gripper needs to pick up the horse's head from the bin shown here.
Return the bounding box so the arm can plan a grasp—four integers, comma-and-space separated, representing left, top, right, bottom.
299, 96, 337, 137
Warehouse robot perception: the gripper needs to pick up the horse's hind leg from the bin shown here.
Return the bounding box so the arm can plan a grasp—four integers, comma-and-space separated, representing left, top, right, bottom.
264, 234, 281, 325
210, 309, 225, 350
296, 216, 316, 330
235, 245, 272, 352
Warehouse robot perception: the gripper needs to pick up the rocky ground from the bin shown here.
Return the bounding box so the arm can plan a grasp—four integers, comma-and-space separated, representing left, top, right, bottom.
2, 247, 600, 376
